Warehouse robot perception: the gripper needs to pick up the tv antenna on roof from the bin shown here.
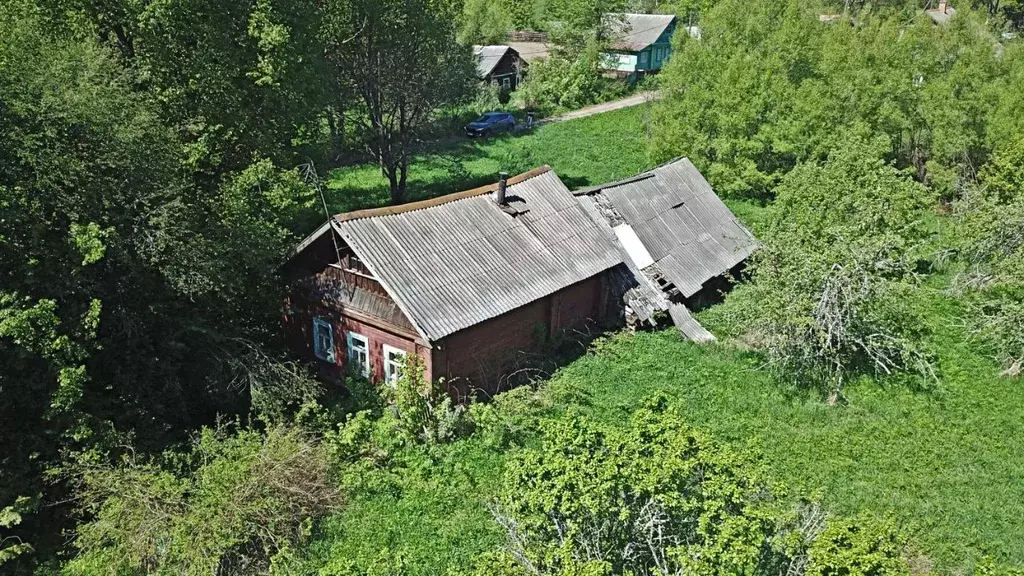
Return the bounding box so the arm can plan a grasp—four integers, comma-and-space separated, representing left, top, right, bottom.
301, 160, 352, 294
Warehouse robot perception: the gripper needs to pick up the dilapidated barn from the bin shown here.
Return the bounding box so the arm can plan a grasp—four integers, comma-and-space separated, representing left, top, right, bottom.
283, 159, 757, 397
574, 158, 758, 341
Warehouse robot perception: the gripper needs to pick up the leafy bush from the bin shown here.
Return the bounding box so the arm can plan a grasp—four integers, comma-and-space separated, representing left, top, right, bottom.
488, 397, 779, 575
468, 384, 550, 449
382, 354, 471, 444
481, 397, 913, 576
804, 515, 910, 576
68, 425, 342, 575
513, 44, 626, 113
738, 139, 937, 402
0, 497, 33, 567
955, 139, 1024, 376
650, 0, 1007, 201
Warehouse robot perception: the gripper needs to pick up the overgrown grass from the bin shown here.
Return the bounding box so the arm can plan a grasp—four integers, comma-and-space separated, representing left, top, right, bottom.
308, 285, 1024, 574
309, 104, 1024, 575
325, 104, 656, 213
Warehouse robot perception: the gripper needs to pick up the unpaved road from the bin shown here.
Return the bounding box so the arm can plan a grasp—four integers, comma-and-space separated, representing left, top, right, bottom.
539, 91, 661, 125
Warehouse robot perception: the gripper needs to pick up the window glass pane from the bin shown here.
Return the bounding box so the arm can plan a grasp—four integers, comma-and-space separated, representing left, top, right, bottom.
312, 317, 334, 362
347, 333, 369, 377
382, 345, 407, 385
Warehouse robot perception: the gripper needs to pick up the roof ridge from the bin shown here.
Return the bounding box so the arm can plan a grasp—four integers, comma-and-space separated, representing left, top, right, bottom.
334, 165, 552, 223
572, 157, 692, 196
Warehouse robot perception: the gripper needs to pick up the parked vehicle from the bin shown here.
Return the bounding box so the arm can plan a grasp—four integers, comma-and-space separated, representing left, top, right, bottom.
465, 112, 516, 138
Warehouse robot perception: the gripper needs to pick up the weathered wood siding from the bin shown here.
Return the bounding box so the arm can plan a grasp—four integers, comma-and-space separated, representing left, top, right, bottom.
433, 273, 609, 400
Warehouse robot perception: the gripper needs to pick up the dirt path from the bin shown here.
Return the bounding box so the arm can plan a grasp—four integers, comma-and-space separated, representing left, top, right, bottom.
538, 91, 661, 125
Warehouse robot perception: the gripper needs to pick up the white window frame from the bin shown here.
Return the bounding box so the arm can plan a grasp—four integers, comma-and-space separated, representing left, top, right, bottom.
639, 50, 649, 65
312, 317, 335, 363
346, 332, 370, 378
382, 344, 407, 386
502, 76, 511, 89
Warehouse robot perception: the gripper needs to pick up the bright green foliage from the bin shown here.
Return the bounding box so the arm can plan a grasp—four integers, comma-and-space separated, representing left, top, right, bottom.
955, 139, 1024, 376
0, 498, 34, 567
734, 140, 936, 401
483, 399, 914, 576
978, 137, 1024, 205
459, 0, 513, 44
69, 425, 342, 575
651, 0, 1008, 200
492, 400, 779, 575
513, 46, 624, 112
805, 515, 910, 576
382, 355, 470, 444
44, 0, 332, 172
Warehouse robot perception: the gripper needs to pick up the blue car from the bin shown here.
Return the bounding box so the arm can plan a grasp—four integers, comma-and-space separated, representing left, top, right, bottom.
465, 112, 516, 138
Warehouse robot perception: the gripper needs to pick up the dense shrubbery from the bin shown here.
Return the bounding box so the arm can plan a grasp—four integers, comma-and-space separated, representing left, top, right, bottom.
68, 425, 341, 575
473, 399, 911, 576
954, 138, 1024, 377
650, 0, 1013, 202
381, 355, 472, 445
728, 139, 937, 402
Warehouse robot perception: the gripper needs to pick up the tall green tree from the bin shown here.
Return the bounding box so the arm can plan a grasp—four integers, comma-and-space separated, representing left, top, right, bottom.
324, 0, 476, 204
0, 3, 316, 569
44, 0, 333, 171
650, 0, 1009, 201
460, 0, 514, 44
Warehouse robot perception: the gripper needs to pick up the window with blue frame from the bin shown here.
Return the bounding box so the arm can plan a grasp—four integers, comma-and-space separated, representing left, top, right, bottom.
312, 317, 335, 363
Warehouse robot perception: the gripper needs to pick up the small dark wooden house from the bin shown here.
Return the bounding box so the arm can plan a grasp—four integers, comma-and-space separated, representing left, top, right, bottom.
473, 45, 526, 91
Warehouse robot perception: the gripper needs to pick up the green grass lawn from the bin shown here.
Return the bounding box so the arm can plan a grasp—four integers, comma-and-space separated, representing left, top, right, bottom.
325, 104, 656, 213
308, 288, 1024, 574
309, 105, 1024, 575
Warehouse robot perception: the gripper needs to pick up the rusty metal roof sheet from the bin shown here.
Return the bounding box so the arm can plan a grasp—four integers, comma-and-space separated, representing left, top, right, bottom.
332, 167, 623, 341
575, 158, 757, 298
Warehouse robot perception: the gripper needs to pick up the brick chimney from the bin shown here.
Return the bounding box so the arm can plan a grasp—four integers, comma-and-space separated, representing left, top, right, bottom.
496, 172, 508, 205
938, 0, 948, 13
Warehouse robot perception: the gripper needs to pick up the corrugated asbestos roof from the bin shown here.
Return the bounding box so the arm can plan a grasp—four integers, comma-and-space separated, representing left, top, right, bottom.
606, 13, 676, 51
333, 167, 623, 341
575, 158, 758, 298
474, 45, 511, 78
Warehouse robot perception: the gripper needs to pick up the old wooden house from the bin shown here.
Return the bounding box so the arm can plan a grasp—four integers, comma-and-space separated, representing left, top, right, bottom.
601, 13, 681, 78
473, 45, 526, 91
284, 167, 629, 399
284, 160, 757, 399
